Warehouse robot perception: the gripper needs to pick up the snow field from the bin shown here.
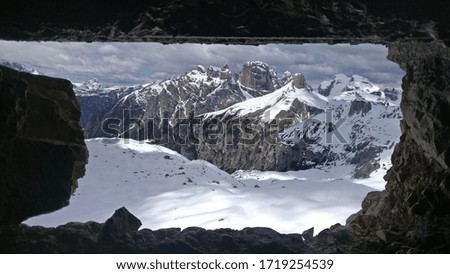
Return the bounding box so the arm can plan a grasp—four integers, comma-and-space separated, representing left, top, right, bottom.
27, 138, 380, 234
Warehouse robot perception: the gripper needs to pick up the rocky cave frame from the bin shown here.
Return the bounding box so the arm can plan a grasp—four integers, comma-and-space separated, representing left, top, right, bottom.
0, 0, 449, 253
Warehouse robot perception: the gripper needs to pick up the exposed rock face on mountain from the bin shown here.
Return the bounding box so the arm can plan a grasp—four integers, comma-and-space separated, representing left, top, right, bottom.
0, 207, 312, 253
239, 61, 275, 95
348, 100, 371, 116
0, 65, 88, 224
75, 79, 135, 131
292, 73, 306, 89
78, 64, 249, 140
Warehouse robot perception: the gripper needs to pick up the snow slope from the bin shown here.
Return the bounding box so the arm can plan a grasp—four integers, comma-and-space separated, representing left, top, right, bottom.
203, 81, 326, 122
26, 138, 376, 234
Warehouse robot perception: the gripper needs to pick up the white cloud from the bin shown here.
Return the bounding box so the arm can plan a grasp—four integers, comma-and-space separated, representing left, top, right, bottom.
98, 44, 119, 54
0, 41, 404, 88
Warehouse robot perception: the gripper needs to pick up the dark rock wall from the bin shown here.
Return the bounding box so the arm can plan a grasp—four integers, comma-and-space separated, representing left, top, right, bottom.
0, 65, 88, 224
371, 42, 450, 252
0, 0, 447, 45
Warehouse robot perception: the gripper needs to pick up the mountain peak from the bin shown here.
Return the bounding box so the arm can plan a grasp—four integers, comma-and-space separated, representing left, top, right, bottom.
318, 73, 399, 102
292, 73, 306, 89
244, 61, 269, 68
74, 78, 104, 91
196, 65, 206, 73
239, 61, 274, 93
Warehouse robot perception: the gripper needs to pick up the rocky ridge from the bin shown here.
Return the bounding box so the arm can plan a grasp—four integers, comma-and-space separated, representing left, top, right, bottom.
77, 62, 268, 139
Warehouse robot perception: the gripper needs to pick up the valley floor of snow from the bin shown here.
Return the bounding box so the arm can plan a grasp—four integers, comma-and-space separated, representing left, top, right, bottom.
26, 138, 390, 234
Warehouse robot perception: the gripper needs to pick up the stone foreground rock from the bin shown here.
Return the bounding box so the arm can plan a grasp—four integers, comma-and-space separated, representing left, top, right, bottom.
0, 65, 88, 224
0, 207, 313, 254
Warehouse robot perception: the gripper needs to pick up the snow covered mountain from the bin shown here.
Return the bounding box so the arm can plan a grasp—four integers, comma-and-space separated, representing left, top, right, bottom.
73, 79, 158, 133
76, 62, 294, 140
186, 73, 402, 177
0, 59, 402, 178
279, 74, 402, 178
74, 62, 402, 178
0, 59, 40, 75
76, 63, 239, 136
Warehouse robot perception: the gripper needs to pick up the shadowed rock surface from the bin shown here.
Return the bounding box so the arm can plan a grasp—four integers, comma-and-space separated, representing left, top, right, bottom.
0, 65, 88, 224
0, 0, 448, 45
239, 61, 275, 94
0, 207, 313, 254
351, 42, 450, 253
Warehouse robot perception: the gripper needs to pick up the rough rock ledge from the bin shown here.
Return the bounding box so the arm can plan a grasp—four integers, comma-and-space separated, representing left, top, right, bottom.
0, 207, 313, 254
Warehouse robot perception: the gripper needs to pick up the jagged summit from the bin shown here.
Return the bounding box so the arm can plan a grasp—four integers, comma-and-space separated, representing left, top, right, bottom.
238, 61, 275, 95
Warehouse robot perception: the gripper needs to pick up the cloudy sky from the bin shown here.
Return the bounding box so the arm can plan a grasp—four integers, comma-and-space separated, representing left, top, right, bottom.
0, 41, 404, 88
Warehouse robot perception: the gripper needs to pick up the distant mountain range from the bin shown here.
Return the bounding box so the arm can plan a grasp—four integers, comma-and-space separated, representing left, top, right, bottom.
73, 61, 402, 178
0, 59, 402, 178
0, 60, 40, 75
